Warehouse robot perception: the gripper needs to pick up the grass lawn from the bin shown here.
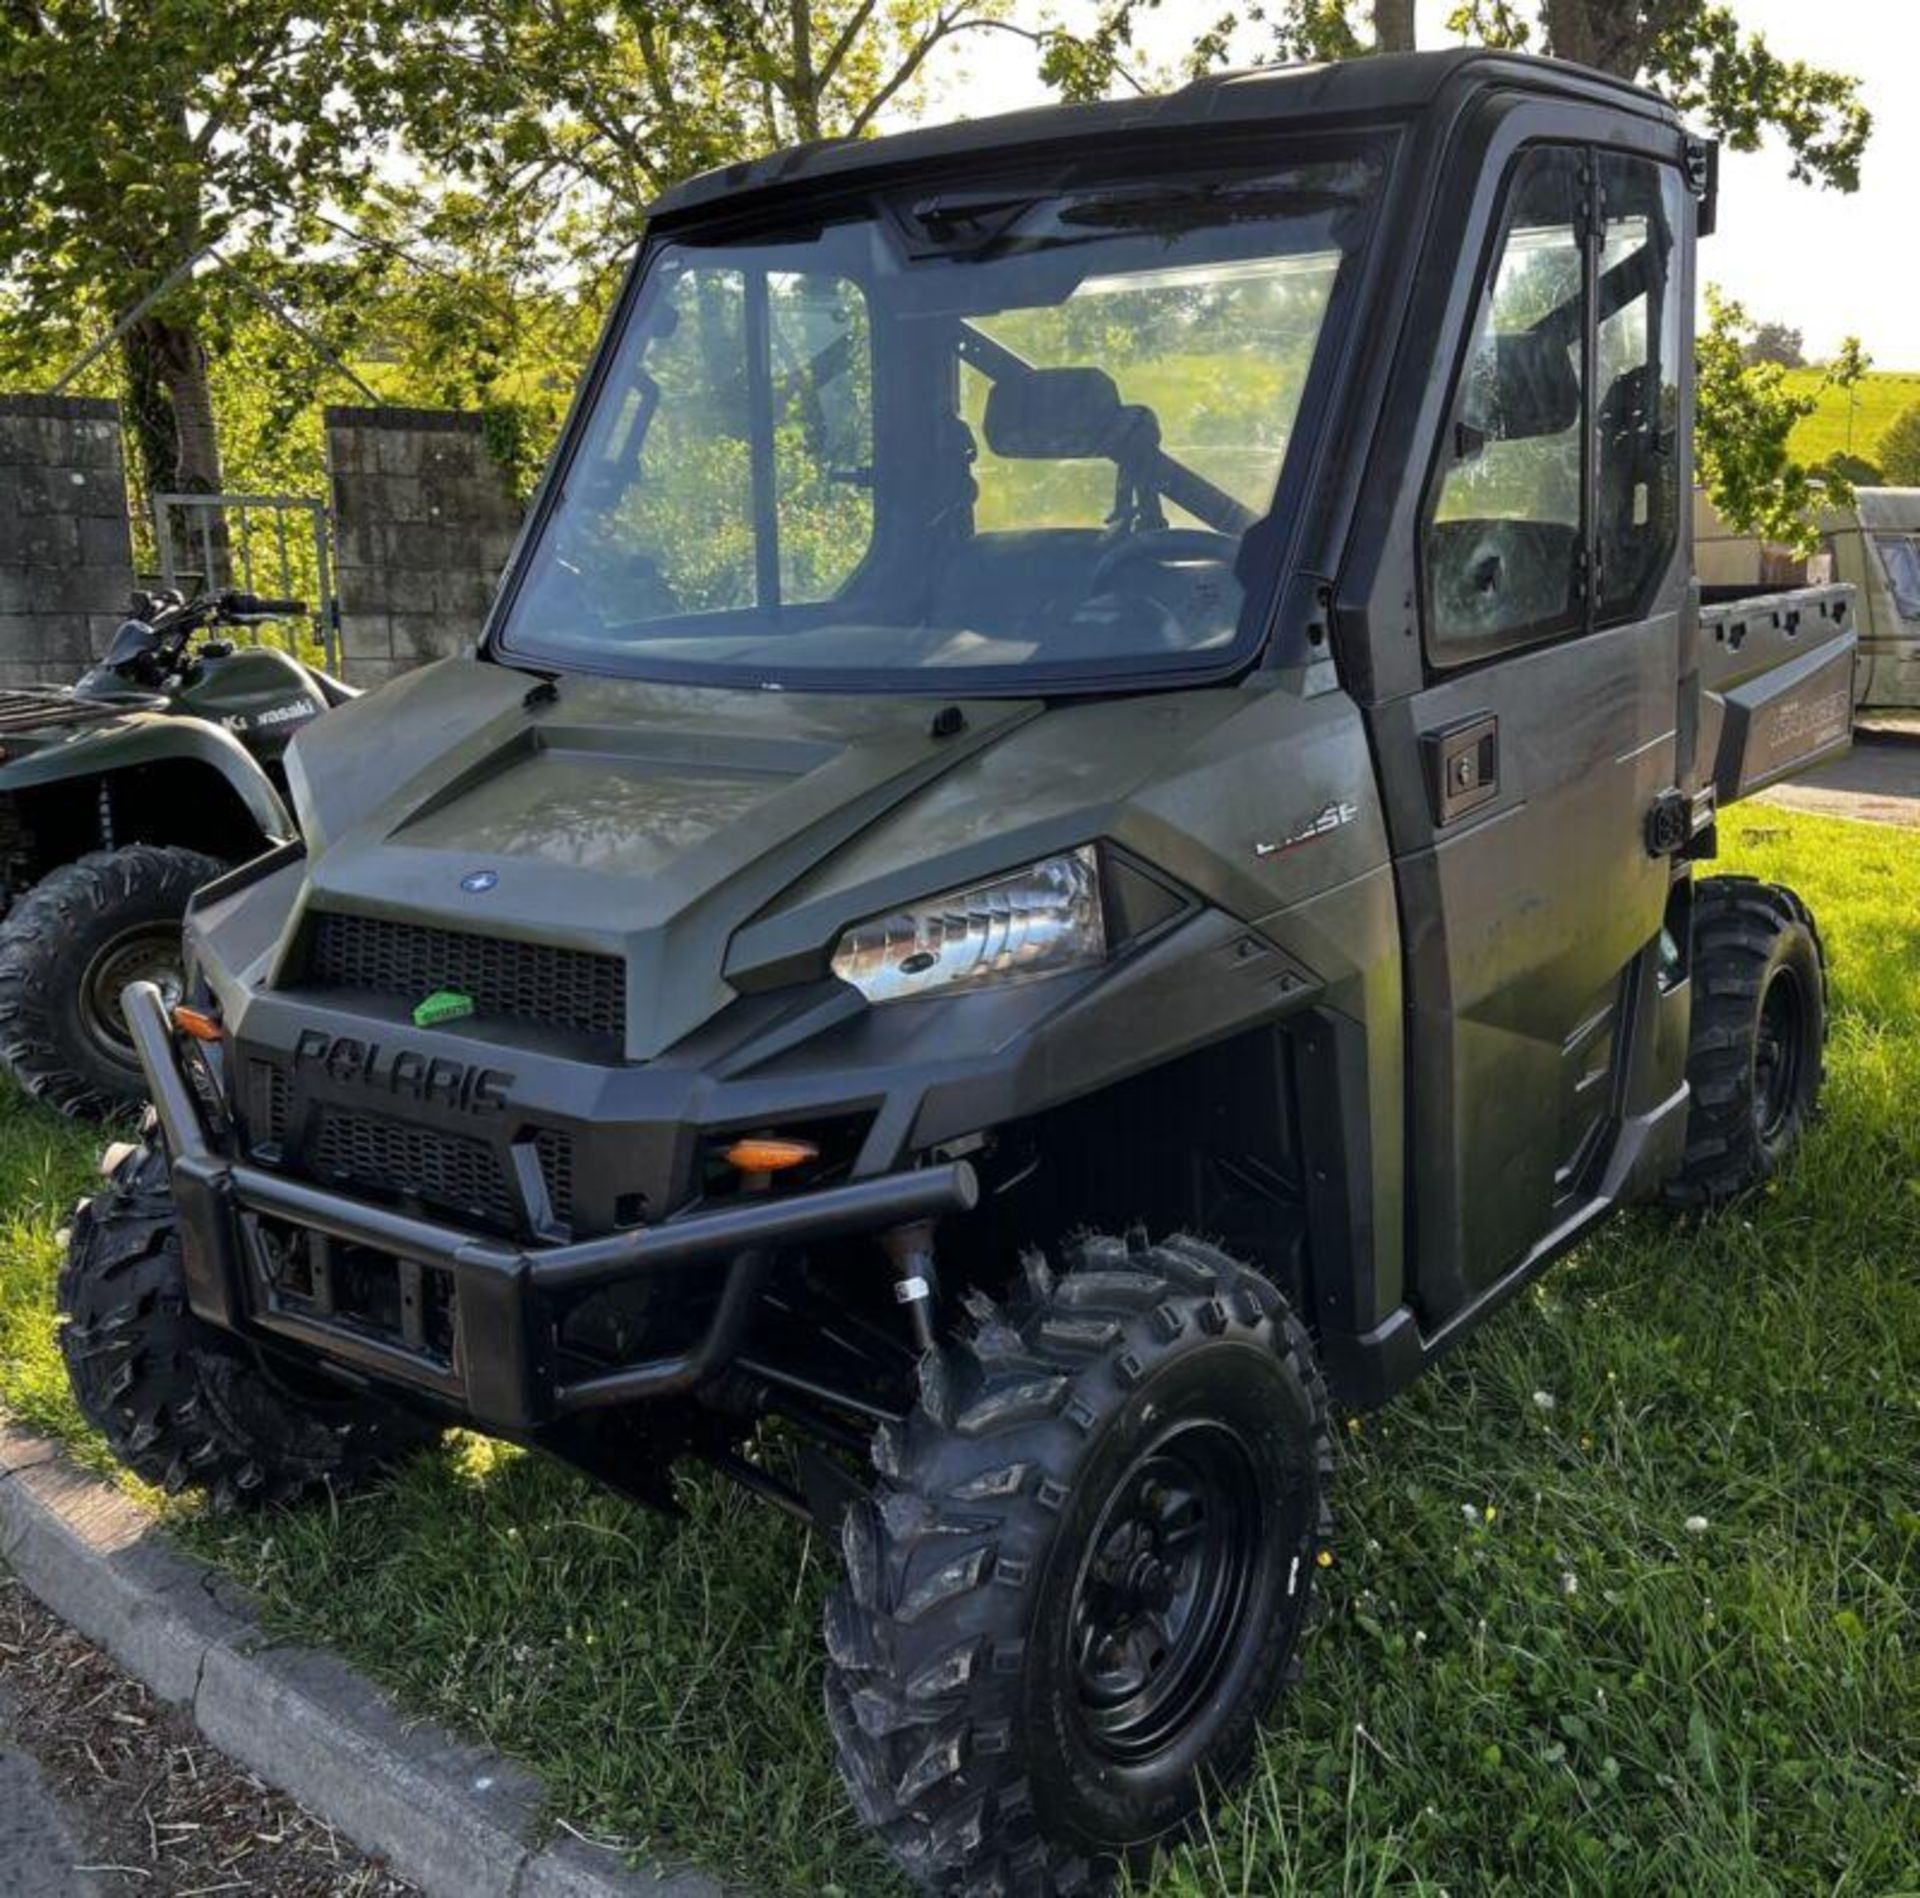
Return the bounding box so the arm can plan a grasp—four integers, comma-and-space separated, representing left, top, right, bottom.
2, 806, 1916, 1895
1786, 365, 1920, 470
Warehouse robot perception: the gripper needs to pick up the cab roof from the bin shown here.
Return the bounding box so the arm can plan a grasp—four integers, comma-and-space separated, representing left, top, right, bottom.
648, 48, 1676, 226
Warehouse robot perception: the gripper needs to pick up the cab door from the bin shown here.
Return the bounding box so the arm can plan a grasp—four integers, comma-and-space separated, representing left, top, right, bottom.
1370, 142, 1691, 1316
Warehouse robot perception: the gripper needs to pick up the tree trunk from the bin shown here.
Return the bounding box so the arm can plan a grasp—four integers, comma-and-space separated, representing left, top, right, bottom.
120, 314, 224, 496
1541, 0, 1651, 77
1542, 0, 1599, 69
120, 312, 228, 585
1372, 0, 1415, 53
789, 0, 821, 140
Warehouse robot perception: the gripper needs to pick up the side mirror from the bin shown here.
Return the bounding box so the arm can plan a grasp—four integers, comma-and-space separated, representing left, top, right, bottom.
102, 618, 160, 673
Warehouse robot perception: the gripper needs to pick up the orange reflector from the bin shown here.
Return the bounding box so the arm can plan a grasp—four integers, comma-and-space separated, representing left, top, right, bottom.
724, 1136, 818, 1173
172, 1004, 223, 1043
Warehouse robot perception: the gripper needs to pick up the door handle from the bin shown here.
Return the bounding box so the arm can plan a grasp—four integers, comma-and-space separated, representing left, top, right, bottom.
1425, 712, 1500, 825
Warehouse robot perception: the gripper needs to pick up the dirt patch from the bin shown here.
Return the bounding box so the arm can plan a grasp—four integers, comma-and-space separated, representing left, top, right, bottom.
0, 1577, 413, 1896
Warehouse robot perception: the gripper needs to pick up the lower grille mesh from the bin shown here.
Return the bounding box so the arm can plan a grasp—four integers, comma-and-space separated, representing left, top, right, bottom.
308, 1110, 514, 1228
250, 1060, 576, 1231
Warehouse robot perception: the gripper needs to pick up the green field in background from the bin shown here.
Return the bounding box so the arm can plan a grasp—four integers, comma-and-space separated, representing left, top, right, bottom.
1787, 366, 1920, 469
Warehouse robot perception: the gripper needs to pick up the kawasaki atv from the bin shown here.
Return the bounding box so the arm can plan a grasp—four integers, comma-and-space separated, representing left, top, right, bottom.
62, 51, 1855, 1894
0, 587, 351, 1117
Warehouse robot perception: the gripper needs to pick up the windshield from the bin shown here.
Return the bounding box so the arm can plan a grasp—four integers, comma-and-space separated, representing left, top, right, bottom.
495, 150, 1384, 691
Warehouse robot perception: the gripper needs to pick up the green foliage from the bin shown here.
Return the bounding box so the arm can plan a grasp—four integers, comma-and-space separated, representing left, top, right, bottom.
0, 0, 392, 337
0, 0, 418, 492
1058, 1, 1870, 194
1696, 289, 1852, 553
1818, 451, 1884, 488
385, 0, 1015, 281
1743, 320, 1804, 369
1, 1, 1021, 504
1877, 403, 1920, 487
1444, 2, 1871, 189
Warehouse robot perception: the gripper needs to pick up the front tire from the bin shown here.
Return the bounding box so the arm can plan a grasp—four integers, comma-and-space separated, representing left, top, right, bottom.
0, 844, 224, 1119
59, 1144, 433, 1510
824, 1232, 1331, 1894
1665, 875, 1827, 1210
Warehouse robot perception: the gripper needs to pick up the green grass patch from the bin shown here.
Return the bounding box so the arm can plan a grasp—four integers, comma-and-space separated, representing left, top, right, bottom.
2, 808, 1917, 1893
1786, 365, 1920, 470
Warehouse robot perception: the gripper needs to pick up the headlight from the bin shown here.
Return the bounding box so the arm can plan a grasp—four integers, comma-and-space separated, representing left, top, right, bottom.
830, 846, 1107, 1003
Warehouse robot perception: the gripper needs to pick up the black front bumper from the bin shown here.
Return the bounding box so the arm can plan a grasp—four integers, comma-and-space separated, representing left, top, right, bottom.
124, 981, 976, 1432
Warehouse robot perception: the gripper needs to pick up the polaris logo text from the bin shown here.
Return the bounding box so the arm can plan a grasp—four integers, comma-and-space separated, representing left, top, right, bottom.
291, 1031, 514, 1115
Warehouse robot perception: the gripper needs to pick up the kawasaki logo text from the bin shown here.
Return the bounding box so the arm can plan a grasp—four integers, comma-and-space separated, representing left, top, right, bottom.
291, 1031, 513, 1115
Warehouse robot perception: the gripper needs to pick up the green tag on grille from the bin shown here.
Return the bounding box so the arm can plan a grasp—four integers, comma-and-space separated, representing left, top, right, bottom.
413, 988, 475, 1028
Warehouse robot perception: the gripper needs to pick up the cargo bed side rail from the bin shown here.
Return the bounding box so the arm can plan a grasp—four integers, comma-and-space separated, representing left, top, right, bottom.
1697, 583, 1857, 806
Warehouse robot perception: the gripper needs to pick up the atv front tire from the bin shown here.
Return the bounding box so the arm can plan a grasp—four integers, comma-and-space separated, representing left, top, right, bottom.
60, 1144, 433, 1510
824, 1232, 1331, 1894
1665, 875, 1827, 1210
0, 845, 224, 1119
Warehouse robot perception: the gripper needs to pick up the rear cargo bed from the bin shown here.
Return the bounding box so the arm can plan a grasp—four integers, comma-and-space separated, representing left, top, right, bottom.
1698, 583, 1857, 806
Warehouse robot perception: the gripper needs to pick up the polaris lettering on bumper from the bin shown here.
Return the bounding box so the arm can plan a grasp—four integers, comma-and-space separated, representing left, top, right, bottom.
291, 1029, 514, 1114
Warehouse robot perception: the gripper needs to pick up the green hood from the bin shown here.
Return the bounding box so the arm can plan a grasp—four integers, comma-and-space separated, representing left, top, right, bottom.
283, 657, 1365, 1059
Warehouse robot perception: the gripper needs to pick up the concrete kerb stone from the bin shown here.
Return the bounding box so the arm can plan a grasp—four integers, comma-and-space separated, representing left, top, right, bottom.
0, 1421, 727, 1898
193, 1636, 542, 1897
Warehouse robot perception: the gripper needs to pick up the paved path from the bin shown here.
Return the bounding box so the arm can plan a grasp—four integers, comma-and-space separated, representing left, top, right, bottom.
1758, 733, 1920, 827
0, 1702, 94, 1898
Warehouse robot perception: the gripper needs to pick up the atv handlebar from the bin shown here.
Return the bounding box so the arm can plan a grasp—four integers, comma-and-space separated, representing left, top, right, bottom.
96, 587, 310, 689
219, 590, 307, 621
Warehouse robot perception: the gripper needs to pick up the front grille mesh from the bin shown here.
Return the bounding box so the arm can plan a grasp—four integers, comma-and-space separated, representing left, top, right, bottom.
305, 912, 625, 1041
533, 1128, 574, 1224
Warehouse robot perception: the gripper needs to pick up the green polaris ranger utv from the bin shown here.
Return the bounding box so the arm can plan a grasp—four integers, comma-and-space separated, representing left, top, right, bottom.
61, 50, 1857, 1894
0, 586, 347, 1116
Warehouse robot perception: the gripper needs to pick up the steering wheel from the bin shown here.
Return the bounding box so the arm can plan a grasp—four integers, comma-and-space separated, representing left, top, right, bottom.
1088, 528, 1240, 596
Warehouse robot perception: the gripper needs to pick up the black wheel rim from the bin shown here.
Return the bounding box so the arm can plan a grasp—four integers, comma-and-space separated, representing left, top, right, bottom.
1067, 1419, 1268, 1766
1753, 965, 1806, 1145
80, 926, 183, 1066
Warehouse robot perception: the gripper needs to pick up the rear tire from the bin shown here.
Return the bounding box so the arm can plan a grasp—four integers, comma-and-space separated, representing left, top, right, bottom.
0, 845, 224, 1120
59, 1144, 433, 1510
824, 1232, 1331, 1894
1665, 875, 1827, 1210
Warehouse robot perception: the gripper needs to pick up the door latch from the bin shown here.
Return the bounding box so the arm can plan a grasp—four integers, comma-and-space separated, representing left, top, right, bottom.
1424, 712, 1499, 825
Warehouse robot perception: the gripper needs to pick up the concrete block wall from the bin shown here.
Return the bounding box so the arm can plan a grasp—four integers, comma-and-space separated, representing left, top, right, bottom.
326, 407, 524, 687
0, 395, 137, 687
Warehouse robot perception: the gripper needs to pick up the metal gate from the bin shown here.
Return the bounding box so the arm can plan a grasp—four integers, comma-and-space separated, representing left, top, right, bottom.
152, 491, 339, 672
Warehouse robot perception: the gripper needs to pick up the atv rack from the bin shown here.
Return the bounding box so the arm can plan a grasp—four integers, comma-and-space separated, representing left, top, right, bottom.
0, 688, 140, 735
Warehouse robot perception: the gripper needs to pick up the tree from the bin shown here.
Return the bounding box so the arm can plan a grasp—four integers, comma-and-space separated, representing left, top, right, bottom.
1818, 451, 1882, 488
0, 1, 404, 501
1879, 404, 1920, 488
1695, 290, 1852, 553
386, 0, 1022, 281
320, 0, 1031, 489
1831, 334, 1870, 454
1047, 2, 1871, 192
1743, 322, 1804, 369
